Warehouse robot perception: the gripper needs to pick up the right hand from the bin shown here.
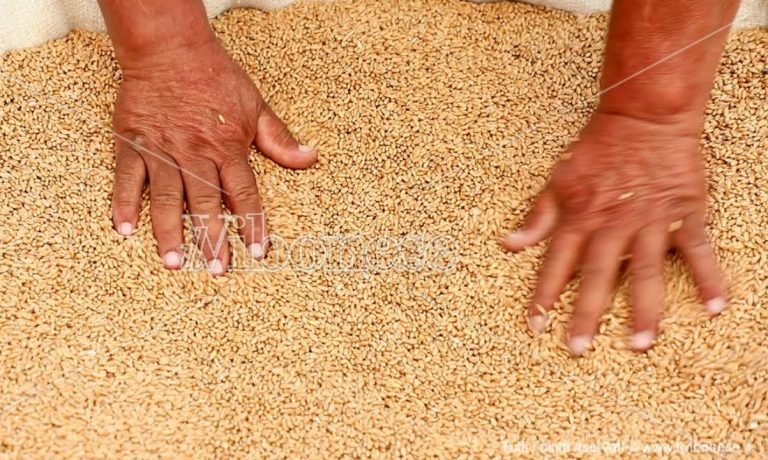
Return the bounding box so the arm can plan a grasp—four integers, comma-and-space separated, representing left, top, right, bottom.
110, 39, 317, 275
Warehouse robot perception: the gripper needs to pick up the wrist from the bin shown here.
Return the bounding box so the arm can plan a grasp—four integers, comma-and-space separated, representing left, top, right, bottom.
594, 0, 739, 136
596, 97, 706, 135
99, 0, 215, 69
596, 70, 711, 128
585, 108, 704, 141
117, 25, 216, 70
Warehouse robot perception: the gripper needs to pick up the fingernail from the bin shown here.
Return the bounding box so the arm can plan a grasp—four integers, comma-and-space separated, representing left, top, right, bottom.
503, 231, 527, 247
705, 297, 727, 315
568, 335, 592, 356
630, 330, 655, 351
117, 222, 133, 236
163, 251, 183, 269
298, 144, 315, 154
248, 242, 265, 259
208, 258, 225, 276
527, 314, 548, 334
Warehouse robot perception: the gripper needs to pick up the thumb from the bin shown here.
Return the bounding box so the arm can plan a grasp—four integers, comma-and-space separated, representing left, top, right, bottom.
501, 189, 558, 251
253, 102, 318, 170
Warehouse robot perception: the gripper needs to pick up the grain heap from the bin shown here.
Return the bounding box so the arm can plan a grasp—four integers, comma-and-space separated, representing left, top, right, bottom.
1, 0, 766, 457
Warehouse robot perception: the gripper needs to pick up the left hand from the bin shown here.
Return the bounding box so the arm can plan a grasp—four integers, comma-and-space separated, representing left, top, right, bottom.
502, 111, 726, 355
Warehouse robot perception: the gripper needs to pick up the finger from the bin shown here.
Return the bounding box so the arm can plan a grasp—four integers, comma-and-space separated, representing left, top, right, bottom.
674, 213, 726, 314
181, 160, 230, 276
254, 102, 318, 169
629, 224, 669, 352
111, 137, 146, 236
220, 158, 268, 259
526, 231, 585, 334
502, 190, 558, 251
569, 232, 629, 356
143, 153, 185, 270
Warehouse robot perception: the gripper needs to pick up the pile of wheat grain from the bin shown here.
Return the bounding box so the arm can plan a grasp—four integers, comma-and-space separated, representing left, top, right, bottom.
0, 0, 766, 457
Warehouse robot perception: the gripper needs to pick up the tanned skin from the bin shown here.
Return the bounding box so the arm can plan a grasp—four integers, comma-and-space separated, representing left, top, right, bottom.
100, 0, 740, 354
99, 0, 318, 276
503, 0, 740, 354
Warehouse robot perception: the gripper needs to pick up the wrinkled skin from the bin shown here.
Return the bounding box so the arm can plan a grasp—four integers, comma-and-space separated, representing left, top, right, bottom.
111, 41, 317, 275
503, 112, 725, 354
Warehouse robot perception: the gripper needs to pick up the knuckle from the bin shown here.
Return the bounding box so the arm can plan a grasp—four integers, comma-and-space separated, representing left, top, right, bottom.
632, 260, 661, 282
570, 312, 598, 332
211, 147, 243, 166
580, 263, 604, 279
112, 195, 139, 210
152, 225, 180, 241
114, 171, 143, 188
117, 126, 154, 152
698, 278, 721, 293
272, 123, 295, 147
551, 167, 589, 197
219, 119, 250, 140
684, 239, 710, 254
230, 184, 260, 204
151, 186, 183, 208
188, 191, 221, 211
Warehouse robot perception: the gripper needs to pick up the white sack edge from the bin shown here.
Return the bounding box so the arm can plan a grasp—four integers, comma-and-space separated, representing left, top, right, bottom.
1, 0, 766, 53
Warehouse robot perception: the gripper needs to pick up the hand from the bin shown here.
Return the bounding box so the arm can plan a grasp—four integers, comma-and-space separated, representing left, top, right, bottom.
110, 40, 317, 275
502, 111, 726, 355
